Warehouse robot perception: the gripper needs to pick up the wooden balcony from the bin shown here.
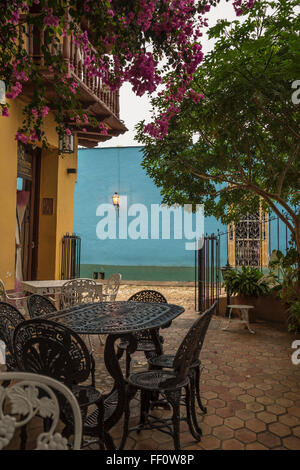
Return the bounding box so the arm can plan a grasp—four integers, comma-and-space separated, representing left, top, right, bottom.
24, 25, 127, 147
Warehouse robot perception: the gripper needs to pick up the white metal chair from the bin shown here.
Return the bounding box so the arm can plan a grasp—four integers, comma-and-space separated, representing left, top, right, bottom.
0, 371, 82, 450
60, 278, 102, 309
102, 273, 122, 302
0, 279, 28, 313
61, 278, 103, 348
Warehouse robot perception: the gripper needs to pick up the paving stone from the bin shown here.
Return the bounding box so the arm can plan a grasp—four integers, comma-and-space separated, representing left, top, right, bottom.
266, 404, 286, 415
216, 407, 236, 418
246, 402, 265, 412
282, 436, 300, 450
269, 422, 292, 438
257, 431, 281, 448
246, 442, 268, 450
292, 426, 300, 438
227, 400, 246, 411
238, 394, 255, 404
279, 414, 300, 427
203, 415, 223, 427
222, 439, 244, 450
256, 396, 275, 405
247, 388, 265, 397
202, 391, 218, 400
235, 428, 256, 443
256, 411, 277, 424
207, 399, 226, 409
235, 409, 255, 421
200, 436, 221, 450
288, 407, 300, 418
213, 425, 234, 440
224, 417, 243, 430
245, 418, 267, 433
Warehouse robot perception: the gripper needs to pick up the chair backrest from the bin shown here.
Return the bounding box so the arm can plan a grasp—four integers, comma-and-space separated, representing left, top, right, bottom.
0, 280, 7, 302
105, 273, 122, 298
61, 278, 101, 308
128, 290, 167, 341
13, 319, 91, 387
0, 371, 82, 450
173, 301, 217, 383
128, 290, 167, 304
27, 294, 57, 319
0, 301, 25, 355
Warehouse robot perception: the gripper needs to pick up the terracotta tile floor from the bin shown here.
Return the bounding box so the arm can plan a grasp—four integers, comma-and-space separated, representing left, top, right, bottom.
91, 285, 300, 450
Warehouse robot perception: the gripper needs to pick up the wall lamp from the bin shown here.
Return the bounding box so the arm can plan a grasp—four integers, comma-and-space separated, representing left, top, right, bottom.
112, 192, 120, 209
59, 132, 74, 153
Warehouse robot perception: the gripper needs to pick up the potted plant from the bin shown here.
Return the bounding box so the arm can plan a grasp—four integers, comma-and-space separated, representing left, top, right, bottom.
259, 248, 300, 331
223, 266, 270, 322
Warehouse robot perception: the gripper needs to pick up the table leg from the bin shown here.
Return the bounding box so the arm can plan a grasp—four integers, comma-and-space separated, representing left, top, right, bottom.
103, 333, 138, 431
222, 308, 233, 331
241, 308, 255, 334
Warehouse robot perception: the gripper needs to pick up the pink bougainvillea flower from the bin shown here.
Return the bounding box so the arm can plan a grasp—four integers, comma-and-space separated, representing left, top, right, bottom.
6, 82, 22, 99
41, 106, 50, 117
1, 107, 9, 117
15, 132, 29, 144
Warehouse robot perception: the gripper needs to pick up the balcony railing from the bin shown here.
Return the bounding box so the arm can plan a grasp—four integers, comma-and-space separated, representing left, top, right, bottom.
68, 39, 120, 118
25, 25, 120, 119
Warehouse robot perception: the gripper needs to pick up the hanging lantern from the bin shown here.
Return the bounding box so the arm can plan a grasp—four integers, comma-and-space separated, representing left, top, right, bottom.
0, 81, 6, 105
59, 132, 74, 153
112, 192, 120, 209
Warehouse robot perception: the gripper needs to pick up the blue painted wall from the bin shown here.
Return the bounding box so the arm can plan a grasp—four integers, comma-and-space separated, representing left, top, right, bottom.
74, 146, 291, 280
74, 146, 227, 280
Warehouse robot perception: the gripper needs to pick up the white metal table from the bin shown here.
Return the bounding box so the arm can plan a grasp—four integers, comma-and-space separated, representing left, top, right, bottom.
222, 304, 255, 334
21, 279, 103, 308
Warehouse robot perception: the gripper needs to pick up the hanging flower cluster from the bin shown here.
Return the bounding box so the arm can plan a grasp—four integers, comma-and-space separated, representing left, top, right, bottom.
0, 0, 255, 147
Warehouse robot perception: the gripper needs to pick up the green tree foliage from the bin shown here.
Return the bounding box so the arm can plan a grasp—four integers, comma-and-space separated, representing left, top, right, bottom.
137, 0, 300, 255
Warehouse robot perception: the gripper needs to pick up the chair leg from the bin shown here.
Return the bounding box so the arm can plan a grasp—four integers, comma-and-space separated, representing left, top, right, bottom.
184, 384, 201, 441
125, 351, 131, 379
195, 365, 207, 413
165, 390, 181, 450
139, 389, 150, 431
188, 374, 203, 437
119, 391, 131, 450
116, 347, 124, 361
104, 431, 116, 450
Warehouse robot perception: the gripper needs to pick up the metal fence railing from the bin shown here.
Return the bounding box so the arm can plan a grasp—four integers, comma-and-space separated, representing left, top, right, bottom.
61, 233, 81, 280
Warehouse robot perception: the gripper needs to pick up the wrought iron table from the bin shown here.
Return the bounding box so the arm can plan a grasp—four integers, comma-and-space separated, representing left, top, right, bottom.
46, 301, 185, 431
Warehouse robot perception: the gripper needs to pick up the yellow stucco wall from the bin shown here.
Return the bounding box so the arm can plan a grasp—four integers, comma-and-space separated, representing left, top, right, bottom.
37, 144, 77, 280
0, 97, 77, 289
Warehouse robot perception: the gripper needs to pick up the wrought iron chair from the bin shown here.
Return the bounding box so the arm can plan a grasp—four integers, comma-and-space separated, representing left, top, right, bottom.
0, 279, 28, 312
13, 319, 115, 450
102, 273, 122, 302
0, 371, 82, 450
0, 301, 25, 370
27, 294, 57, 318
148, 301, 217, 430
117, 290, 167, 378
61, 278, 103, 348
120, 306, 215, 450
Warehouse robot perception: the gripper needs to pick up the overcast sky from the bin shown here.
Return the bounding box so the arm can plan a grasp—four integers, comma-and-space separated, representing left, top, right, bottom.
100, 1, 237, 148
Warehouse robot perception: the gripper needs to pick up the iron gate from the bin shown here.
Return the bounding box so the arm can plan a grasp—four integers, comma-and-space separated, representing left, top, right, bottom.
61, 233, 81, 280
195, 234, 221, 314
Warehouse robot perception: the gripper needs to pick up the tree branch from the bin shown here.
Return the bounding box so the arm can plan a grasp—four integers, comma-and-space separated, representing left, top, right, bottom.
277, 143, 300, 197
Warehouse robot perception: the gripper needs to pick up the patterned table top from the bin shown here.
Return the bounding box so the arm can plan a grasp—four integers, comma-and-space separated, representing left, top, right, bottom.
46, 301, 185, 335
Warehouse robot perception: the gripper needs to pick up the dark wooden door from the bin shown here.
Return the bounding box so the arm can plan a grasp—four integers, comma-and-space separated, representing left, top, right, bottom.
17, 144, 41, 281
